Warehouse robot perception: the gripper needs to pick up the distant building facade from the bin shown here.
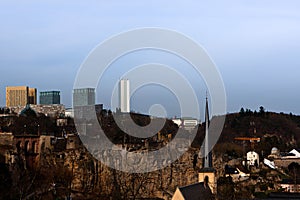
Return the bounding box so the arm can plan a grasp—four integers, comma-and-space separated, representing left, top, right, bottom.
73, 88, 95, 107
28, 88, 37, 104
183, 118, 199, 131
280, 179, 300, 193
9, 104, 65, 118
40, 91, 60, 104
119, 79, 130, 113
6, 86, 37, 107
65, 108, 74, 118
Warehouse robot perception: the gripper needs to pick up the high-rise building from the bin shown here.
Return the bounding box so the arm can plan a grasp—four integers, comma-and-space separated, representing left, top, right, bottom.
40, 91, 60, 104
28, 88, 37, 104
73, 88, 95, 107
6, 86, 37, 107
119, 79, 130, 113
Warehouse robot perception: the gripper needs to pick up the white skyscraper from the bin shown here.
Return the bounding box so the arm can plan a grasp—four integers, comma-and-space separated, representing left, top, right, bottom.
119, 79, 130, 113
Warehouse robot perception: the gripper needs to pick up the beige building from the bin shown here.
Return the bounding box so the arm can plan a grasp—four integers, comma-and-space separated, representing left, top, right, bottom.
199, 168, 217, 194
6, 86, 37, 107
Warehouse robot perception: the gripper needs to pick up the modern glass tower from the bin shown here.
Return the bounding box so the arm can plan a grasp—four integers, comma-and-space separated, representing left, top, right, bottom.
40, 91, 60, 104
73, 88, 95, 107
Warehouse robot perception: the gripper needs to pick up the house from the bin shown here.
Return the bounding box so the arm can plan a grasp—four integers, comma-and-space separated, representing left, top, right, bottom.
289, 149, 300, 158
263, 158, 276, 169
224, 165, 250, 182
172, 180, 214, 200
172, 118, 182, 127
247, 151, 259, 167
182, 118, 199, 131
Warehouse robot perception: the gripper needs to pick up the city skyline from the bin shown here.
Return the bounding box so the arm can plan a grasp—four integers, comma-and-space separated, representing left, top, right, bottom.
1, 1, 300, 116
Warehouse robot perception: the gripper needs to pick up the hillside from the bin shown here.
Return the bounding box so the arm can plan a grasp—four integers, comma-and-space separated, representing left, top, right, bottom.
193, 109, 300, 159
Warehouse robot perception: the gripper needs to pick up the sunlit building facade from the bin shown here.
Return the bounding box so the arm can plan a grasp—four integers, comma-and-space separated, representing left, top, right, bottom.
6, 86, 37, 107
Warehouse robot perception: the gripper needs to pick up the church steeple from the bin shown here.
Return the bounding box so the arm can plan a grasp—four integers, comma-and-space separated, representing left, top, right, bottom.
203, 95, 212, 168
199, 93, 216, 194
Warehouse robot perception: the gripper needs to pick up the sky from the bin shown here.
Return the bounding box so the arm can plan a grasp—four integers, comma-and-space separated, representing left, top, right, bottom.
1, 0, 300, 118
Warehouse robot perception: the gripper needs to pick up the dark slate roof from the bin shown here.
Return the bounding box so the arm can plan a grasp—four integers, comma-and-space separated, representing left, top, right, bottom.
281, 178, 300, 184
19, 104, 37, 117
178, 182, 214, 200
199, 167, 216, 173
268, 192, 300, 199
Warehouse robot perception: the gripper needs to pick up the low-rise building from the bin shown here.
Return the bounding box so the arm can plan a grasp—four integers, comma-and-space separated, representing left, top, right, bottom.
182, 118, 199, 131
289, 149, 300, 158
247, 151, 259, 167
65, 108, 74, 118
280, 179, 300, 193
172, 118, 182, 127
171, 118, 199, 131
225, 165, 250, 182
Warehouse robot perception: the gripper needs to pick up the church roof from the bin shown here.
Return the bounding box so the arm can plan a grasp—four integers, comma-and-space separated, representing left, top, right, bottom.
178, 182, 213, 200
199, 167, 216, 173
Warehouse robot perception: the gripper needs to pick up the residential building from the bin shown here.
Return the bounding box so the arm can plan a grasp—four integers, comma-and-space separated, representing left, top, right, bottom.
119, 79, 130, 113
289, 149, 300, 158
224, 165, 250, 182
73, 88, 95, 107
280, 179, 300, 193
247, 151, 259, 167
182, 118, 199, 131
40, 91, 60, 104
6, 86, 37, 107
172, 118, 182, 127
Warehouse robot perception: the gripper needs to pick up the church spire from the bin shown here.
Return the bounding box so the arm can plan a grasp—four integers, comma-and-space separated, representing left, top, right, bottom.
203, 94, 212, 168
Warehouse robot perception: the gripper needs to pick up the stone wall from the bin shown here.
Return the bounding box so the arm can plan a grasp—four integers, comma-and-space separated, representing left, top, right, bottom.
59, 148, 202, 199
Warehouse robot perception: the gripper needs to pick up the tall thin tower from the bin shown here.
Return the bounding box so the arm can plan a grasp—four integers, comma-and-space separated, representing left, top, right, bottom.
119, 79, 130, 113
203, 96, 213, 168
198, 95, 216, 194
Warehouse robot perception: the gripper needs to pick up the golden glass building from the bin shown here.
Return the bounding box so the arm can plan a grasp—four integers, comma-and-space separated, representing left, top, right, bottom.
28, 88, 37, 104
6, 86, 37, 107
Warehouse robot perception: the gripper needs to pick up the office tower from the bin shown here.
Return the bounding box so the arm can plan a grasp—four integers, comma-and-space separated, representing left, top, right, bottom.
6, 86, 28, 107
6, 86, 37, 107
28, 88, 37, 104
40, 91, 60, 104
73, 88, 95, 107
119, 79, 130, 113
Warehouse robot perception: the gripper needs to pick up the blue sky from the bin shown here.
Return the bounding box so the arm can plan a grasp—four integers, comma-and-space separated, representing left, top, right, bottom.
1, 1, 300, 117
